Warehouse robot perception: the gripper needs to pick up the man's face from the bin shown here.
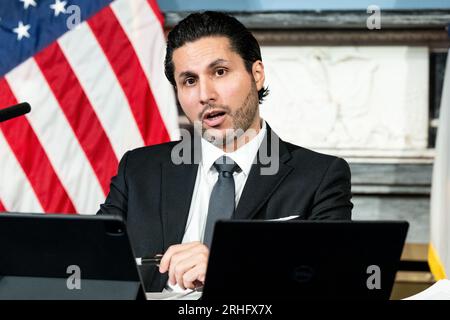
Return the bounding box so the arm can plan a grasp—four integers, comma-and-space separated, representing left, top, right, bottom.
172, 36, 265, 147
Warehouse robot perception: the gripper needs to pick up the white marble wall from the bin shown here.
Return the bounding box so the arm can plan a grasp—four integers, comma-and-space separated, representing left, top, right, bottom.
260, 46, 429, 152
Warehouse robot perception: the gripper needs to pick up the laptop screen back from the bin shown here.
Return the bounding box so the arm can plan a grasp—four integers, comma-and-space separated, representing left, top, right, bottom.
203, 220, 409, 300
0, 213, 145, 300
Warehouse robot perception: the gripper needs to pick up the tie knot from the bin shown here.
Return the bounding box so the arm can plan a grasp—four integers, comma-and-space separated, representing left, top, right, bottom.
213, 156, 240, 177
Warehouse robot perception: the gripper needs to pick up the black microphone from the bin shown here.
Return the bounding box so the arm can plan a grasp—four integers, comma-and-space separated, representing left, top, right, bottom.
0, 102, 31, 123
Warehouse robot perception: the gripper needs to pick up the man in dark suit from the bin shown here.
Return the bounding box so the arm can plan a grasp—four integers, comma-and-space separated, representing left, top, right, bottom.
98, 11, 353, 293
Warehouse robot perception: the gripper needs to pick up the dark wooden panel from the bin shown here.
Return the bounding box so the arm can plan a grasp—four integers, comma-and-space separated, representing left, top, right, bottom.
164, 10, 450, 30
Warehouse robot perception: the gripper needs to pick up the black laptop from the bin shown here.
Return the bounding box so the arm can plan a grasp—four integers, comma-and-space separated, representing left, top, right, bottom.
0, 213, 145, 300
0, 214, 408, 300
202, 220, 409, 300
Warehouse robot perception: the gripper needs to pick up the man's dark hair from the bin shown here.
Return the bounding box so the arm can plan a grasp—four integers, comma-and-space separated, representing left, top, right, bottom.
164, 11, 269, 104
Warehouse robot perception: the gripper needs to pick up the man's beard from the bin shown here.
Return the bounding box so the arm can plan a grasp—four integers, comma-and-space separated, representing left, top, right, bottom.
199, 81, 259, 148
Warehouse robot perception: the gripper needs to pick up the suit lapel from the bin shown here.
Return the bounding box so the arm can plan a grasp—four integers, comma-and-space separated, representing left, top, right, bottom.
160, 126, 293, 246
159, 161, 197, 291
161, 134, 202, 250
161, 162, 198, 249
235, 126, 293, 220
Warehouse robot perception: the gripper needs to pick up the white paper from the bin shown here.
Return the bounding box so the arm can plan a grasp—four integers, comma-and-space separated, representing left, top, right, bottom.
266, 215, 300, 221
403, 279, 450, 300
145, 290, 202, 300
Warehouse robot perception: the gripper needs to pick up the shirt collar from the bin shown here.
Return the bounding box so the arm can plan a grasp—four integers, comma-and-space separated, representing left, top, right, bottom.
201, 120, 267, 176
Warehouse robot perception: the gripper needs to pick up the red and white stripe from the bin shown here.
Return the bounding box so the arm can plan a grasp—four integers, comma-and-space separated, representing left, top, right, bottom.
111, 0, 180, 141
0, 0, 178, 214
0, 129, 44, 213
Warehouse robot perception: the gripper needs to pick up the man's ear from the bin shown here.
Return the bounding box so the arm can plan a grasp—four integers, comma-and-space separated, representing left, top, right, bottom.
252, 60, 265, 91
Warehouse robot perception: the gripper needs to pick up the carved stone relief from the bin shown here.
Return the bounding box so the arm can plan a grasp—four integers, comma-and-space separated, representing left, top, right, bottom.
260, 46, 429, 152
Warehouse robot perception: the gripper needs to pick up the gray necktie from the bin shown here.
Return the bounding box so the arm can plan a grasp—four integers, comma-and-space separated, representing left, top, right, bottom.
203, 156, 240, 247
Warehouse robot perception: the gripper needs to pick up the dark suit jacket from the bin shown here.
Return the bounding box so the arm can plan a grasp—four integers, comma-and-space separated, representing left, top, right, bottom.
98, 124, 353, 291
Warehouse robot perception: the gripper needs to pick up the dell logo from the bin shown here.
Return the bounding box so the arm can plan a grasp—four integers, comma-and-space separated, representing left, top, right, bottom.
292, 265, 315, 284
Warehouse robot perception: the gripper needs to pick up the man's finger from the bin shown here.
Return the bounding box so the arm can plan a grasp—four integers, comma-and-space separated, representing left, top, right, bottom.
182, 264, 207, 290
174, 255, 204, 290
169, 246, 207, 285
159, 242, 200, 273
168, 251, 196, 285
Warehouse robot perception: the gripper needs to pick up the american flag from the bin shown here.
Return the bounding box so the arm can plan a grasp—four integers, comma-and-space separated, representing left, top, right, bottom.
0, 0, 179, 214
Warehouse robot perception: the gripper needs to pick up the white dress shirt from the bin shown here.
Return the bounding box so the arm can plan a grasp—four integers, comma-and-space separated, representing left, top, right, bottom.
165, 120, 267, 292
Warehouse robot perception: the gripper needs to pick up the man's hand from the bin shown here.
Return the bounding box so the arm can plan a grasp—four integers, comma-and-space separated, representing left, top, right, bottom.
159, 241, 209, 290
